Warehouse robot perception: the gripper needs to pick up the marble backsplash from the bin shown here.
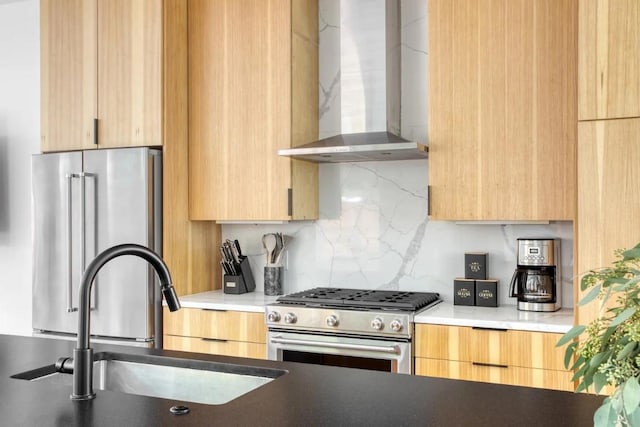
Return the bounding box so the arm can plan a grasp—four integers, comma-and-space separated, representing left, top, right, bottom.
222, 159, 574, 307
221, 0, 574, 308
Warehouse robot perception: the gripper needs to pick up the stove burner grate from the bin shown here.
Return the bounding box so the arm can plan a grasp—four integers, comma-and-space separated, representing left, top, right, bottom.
276, 287, 440, 311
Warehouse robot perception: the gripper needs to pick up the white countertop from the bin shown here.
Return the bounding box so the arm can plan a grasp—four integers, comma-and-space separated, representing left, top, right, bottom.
174, 291, 574, 333
174, 290, 279, 313
414, 302, 574, 333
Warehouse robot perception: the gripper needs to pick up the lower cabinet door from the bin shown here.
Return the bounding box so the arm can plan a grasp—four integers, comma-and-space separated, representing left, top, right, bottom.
164, 335, 267, 360
415, 358, 574, 392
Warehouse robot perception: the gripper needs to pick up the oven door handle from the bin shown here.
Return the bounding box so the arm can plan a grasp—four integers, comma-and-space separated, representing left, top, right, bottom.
269, 336, 400, 355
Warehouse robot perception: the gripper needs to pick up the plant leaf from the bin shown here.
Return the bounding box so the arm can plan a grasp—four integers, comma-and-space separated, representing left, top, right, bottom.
623, 378, 640, 415
617, 341, 638, 361
579, 284, 602, 306
564, 341, 578, 369
601, 326, 617, 348
622, 246, 640, 260
589, 351, 610, 370
627, 406, 640, 427
593, 399, 614, 427
593, 372, 608, 395
572, 363, 589, 383
610, 307, 637, 327
557, 325, 586, 347
570, 355, 585, 372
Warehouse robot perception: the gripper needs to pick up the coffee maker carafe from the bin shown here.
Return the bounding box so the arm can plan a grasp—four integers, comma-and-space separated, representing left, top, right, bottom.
509, 238, 561, 312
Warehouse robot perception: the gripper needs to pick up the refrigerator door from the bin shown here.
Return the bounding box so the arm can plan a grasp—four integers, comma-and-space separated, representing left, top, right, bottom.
83, 148, 161, 341
32, 152, 84, 335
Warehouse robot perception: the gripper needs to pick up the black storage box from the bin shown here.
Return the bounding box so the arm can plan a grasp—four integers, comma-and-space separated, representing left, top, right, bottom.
465, 252, 488, 280
454, 278, 476, 306
476, 279, 498, 307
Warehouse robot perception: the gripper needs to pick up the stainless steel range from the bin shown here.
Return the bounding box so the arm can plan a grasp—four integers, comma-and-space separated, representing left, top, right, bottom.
266, 287, 441, 374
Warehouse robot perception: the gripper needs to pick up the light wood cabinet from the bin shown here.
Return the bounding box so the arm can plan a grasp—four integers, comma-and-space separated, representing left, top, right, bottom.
41, 0, 221, 297
427, 0, 577, 220
414, 324, 574, 391
40, 0, 96, 152
188, 0, 319, 221
41, 0, 164, 151
576, 119, 640, 326
415, 359, 573, 391
163, 307, 267, 360
579, 0, 640, 120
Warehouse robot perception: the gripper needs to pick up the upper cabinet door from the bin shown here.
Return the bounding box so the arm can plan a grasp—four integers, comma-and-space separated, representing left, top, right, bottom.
97, 0, 163, 148
428, 0, 577, 221
40, 0, 163, 152
579, 0, 640, 121
41, 0, 97, 152
188, 0, 318, 221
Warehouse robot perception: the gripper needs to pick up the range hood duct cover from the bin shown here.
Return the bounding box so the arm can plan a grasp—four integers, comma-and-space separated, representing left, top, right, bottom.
279, 0, 428, 163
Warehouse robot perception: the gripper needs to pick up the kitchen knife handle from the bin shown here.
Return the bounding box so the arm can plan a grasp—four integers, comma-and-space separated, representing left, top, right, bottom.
65, 174, 78, 313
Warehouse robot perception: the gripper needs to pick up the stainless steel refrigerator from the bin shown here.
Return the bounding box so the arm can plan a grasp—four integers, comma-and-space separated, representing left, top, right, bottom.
32, 147, 163, 348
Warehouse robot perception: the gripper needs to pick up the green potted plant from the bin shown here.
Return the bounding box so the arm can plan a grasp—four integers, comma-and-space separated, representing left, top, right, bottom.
558, 242, 640, 426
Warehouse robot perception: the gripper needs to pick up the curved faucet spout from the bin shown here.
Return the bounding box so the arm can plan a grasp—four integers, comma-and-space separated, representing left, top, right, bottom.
71, 243, 181, 401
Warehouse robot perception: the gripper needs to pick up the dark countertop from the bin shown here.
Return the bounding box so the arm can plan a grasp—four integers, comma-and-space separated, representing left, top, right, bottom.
1, 334, 603, 426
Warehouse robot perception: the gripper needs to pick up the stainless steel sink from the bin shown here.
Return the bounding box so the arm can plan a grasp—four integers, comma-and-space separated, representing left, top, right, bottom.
12, 352, 287, 405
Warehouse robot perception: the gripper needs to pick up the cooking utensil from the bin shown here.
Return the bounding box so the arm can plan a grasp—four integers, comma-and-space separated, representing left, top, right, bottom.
273, 233, 288, 265
263, 233, 277, 266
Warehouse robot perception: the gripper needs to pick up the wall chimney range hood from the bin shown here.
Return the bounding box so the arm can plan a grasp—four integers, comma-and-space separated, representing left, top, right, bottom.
279, 132, 427, 163
278, 0, 428, 163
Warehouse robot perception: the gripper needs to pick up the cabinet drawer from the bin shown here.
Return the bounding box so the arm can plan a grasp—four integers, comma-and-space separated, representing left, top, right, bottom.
163, 335, 266, 360
415, 358, 574, 392
163, 307, 266, 343
415, 324, 566, 370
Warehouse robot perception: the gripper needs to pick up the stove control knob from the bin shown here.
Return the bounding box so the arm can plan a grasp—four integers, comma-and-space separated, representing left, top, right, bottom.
390, 319, 403, 332
284, 313, 297, 324
267, 311, 281, 322
326, 315, 339, 327
371, 317, 384, 331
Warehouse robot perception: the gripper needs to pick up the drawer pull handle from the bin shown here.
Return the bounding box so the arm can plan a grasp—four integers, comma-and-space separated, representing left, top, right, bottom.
202, 308, 228, 313
472, 362, 508, 369
201, 338, 228, 343
472, 327, 507, 332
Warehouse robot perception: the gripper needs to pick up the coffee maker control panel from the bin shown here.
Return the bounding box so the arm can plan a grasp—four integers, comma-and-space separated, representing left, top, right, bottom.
517, 239, 556, 266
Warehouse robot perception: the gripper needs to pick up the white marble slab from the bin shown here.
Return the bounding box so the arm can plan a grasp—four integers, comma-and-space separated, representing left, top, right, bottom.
414, 302, 574, 334
171, 291, 279, 313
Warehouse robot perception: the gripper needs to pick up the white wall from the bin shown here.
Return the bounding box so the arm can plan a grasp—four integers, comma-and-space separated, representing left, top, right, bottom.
0, 0, 39, 335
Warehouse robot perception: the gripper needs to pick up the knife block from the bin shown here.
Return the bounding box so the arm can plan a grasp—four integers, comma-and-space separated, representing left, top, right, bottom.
223, 257, 256, 294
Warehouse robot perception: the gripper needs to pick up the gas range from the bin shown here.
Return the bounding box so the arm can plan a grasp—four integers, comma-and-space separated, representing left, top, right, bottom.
266, 287, 441, 339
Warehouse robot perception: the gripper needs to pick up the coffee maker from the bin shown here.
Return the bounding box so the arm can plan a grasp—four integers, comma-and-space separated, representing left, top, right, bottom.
509, 238, 561, 312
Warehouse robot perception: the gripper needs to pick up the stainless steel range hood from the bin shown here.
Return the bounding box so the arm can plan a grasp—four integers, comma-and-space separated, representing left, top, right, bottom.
279, 132, 427, 163
278, 0, 428, 163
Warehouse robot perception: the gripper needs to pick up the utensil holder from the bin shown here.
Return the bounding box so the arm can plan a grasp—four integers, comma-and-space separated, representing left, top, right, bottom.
223, 257, 256, 294
264, 266, 283, 296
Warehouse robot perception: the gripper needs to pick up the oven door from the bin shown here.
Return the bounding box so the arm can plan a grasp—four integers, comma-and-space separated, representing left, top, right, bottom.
267, 331, 412, 374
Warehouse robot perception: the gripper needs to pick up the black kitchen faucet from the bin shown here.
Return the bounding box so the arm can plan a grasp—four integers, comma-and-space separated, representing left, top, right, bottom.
70, 243, 181, 401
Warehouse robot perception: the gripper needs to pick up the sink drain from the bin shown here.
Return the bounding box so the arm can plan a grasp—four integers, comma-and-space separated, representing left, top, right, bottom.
170, 405, 190, 415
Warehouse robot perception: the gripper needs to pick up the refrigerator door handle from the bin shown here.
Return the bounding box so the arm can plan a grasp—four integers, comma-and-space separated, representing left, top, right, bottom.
65, 173, 78, 313
82, 172, 97, 311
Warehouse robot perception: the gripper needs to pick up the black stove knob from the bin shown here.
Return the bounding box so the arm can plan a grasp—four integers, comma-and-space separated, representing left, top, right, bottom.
284, 313, 297, 324
326, 315, 339, 327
